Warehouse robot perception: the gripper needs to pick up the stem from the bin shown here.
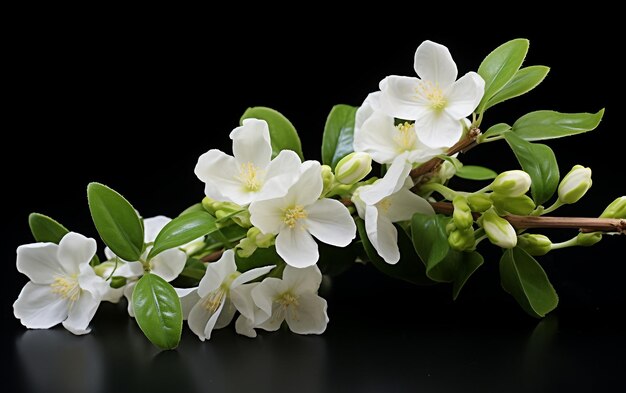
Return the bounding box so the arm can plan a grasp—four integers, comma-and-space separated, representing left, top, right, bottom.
430, 202, 626, 234
421, 183, 457, 201
541, 200, 564, 215
201, 249, 225, 262
550, 237, 579, 250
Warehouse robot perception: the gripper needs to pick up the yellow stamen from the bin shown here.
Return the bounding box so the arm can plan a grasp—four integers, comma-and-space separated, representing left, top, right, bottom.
237, 162, 264, 192
415, 81, 447, 111
50, 274, 80, 301
393, 122, 417, 152
283, 205, 308, 229
202, 289, 226, 313
377, 198, 392, 213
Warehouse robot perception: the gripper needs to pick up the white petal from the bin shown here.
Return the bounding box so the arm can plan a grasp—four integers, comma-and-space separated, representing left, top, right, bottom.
231, 264, 276, 288
104, 247, 116, 261
198, 249, 237, 297
16, 243, 63, 285
175, 287, 199, 319
150, 248, 186, 283
77, 264, 108, 298
62, 291, 101, 335
13, 282, 68, 329
415, 111, 463, 149
385, 189, 435, 222
275, 227, 319, 268
288, 161, 323, 207
355, 92, 382, 134
231, 283, 266, 323
123, 281, 137, 317
353, 111, 403, 164
57, 232, 96, 275
187, 296, 224, 342
360, 154, 411, 205
214, 297, 236, 329
249, 198, 286, 235
143, 216, 171, 243
257, 150, 302, 201
285, 293, 328, 335
305, 199, 356, 247
231, 118, 272, 170
445, 72, 485, 119
379, 75, 430, 120
365, 206, 400, 264
282, 265, 322, 294
194, 149, 243, 202
414, 40, 458, 88
258, 306, 286, 332
102, 286, 124, 303
251, 277, 287, 317
235, 315, 258, 338
115, 261, 144, 278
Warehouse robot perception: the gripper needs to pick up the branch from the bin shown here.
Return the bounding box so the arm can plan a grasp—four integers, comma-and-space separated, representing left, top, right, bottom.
430, 202, 626, 234
201, 249, 225, 262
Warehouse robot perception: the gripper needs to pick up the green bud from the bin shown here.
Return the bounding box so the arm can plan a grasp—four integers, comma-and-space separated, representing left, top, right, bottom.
321, 165, 335, 195
453, 196, 473, 230
448, 228, 475, 251
237, 237, 257, 258
110, 276, 127, 289
237, 227, 276, 258
558, 165, 592, 204
480, 208, 517, 249
600, 196, 626, 219
491, 194, 536, 215
517, 234, 552, 256
576, 232, 602, 247
231, 210, 252, 228
202, 196, 218, 215
335, 152, 372, 185
467, 193, 493, 212
433, 160, 457, 183
94, 261, 117, 278
491, 170, 531, 197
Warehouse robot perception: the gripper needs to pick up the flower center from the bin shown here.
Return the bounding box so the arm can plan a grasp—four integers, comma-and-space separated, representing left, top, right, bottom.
237, 162, 264, 192
202, 289, 226, 313
283, 205, 308, 229
393, 122, 417, 152
376, 197, 392, 213
416, 81, 447, 111
50, 274, 80, 301
276, 291, 299, 307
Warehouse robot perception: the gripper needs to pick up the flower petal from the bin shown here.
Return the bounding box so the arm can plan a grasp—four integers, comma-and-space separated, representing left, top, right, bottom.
214, 297, 236, 329
175, 287, 199, 319
365, 206, 400, 264
249, 198, 286, 235
285, 293, 328, 335
187, 296, 224, 342
305, 199, 356, 247
275, 227, 319, 268
414, 40, 458, 88
115, 261, 144, 278
282, 265, 322, 294
288, 161, 323, 207
62, 291, 101, 335
231, 283, 267, 324
16, 243, 63, 285
355, 92, 382, 135
123, 281, 137, 317
257, 150, 302, 201
57, 232, 97, 275
258, 306, 286, 332
385, 189, 435, 222
231, 118, 272, 170
353, 111, 403, 164
414, 111, 463, 149
194, 149, 244, 203
198, 249, 237, 297
360, 154, 411, 205
235, 315, 258, 338
143, 216, 171, 243
150, 248, 186, 283
231, 265, 276, 288
445, 72, 485, 119
13, 282, 68, 329
77, 264, 108, 298
251, 277, 287, 317
379, 75, 430, 120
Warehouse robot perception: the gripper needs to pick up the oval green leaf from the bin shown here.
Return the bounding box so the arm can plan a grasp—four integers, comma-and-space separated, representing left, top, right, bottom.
455, 165, 498, 180
484, 66, 550, 110
500, 247, 558, 318
411, 213, 450, 273
504, 133, 559, 205
133, 273, 183, 350
28, 213, 69, 244
87, 183, 144, 261
240, 106, 304, 160
321, 104, 358, 169
512, 109, 604, 141
477, 38, 529, 112
148, 211, 217, 259
452, 251, 484, 300
479, 123, 511, 143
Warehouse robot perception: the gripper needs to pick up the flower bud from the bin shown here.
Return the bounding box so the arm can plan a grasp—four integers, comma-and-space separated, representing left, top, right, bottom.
491, 170, 531, 197
600, 196, 626, 219
491, 194, 536, 215
448, 228, 475, 251
202, 196, 218, 215
453, 196, 473, 230
94, 261, 117, 278
480, 209, 517, 248
467, 193, 493, 212
335, 152, 372, 185
517, 234, 552, 256
576, 232, 602, 247
321, 165, 335, 195
237, 227, 276, 258
558, 165, 592, 204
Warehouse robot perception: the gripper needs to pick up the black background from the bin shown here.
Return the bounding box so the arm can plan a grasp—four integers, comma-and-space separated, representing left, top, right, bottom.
4, 14, 625, 393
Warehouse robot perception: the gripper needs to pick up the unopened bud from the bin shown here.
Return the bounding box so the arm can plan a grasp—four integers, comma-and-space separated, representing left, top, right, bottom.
576, 232, 602, 247
448, 228, 475, 251
491, 170, 531, 197
453, 196, 473, 230
517, 234, 552, 256
321, 165, 335, 195
558, 165, 592, 204
491, 194, 536, 215
467, 193, 493, 212
202, 196, 218, 215
481, 209, 517, 249
94, 261, 117, 278
335, 152, 372, 185
600, 196, 626, 219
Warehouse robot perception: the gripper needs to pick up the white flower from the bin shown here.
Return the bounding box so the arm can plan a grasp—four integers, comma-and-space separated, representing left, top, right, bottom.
13, 232, 109, 335
230, 282, 269, 338
355, 91, 382, 135
194, 118, 302, 206
379, 40, 485, 149
352, 155, 435, 264
251, 265, 328, 335
249, 161, 357, 268
177, 250, 274, 341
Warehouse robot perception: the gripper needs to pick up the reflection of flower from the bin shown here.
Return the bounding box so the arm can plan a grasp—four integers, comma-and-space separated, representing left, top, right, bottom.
14, 232, 109, 335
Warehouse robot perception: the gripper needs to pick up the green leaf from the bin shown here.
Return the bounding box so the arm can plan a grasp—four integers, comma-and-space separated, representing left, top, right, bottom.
179, 203, 206, 216
452, 251, 484, 300
28, 213, 69, 244
455, 165, 498, 180
411, 213, 450, 273
484, 66, 550, 110
477, 38, 529, 112
240, 106, 304, 160
236, 246, 281, 272
148, 211, 217, 259
87, 183, 144, 261
479, 123, 511, 142
504, 133, 559, 205
500, 248, 558, 318
512, 109, 604, 141
356, 218, 432, 285
321, 104, 358, 169
133, 273, 183, 349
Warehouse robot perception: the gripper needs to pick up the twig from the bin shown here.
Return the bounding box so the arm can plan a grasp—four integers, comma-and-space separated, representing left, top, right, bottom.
201, 249, 225, 262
